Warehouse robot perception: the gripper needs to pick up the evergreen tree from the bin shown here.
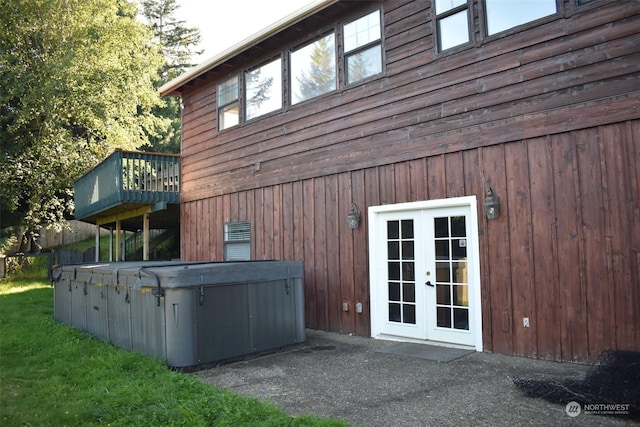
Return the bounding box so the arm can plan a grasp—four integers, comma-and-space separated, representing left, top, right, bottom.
140, 0, 202, 154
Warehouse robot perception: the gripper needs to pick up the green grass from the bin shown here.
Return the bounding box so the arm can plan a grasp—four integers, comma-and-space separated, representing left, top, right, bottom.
0, 277, 348, 426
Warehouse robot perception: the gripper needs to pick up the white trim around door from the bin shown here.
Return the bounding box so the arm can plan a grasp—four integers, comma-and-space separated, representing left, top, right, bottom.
368, 196, 483, 351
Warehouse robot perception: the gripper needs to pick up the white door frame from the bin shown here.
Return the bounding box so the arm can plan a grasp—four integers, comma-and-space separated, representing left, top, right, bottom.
368, 196, 483, 351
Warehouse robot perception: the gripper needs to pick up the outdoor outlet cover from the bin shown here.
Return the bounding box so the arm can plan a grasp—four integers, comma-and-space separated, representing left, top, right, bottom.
355, 302, 363, 313
342, 302, 349, 312
523, 317, 530, 328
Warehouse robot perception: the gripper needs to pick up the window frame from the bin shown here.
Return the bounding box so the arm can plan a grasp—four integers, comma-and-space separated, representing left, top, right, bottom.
434, 0, 562, 55
343, 9, 384, 86
223, 221, 251, 261
217, 76, 240, 131
434, 0, 471, 52
244, 56, 284, 122
289, 31, 337, 106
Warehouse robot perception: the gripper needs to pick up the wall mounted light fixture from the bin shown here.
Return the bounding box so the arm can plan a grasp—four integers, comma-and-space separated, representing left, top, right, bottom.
347, 203, 361, 229
484, 187, 500, 220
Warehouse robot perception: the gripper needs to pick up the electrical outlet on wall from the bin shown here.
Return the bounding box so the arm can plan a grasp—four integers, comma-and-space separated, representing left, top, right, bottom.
523, 317, 530, 328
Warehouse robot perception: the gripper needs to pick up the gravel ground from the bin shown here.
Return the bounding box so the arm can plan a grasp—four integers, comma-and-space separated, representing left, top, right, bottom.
195, 330, 637, 427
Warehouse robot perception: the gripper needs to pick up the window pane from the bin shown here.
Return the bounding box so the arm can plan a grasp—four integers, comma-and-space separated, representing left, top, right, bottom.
245, 58, 282, 120
387, 220, 399, 239
435, 0, 466, 14
486, 0, 556, 35
438, 9, 469, 51
219, 103, 239, 130
403, 304, 416, 324
389, 303, 401, 322
453, 308, 469, 330
344, 10, 381, 53
346, 45, 382, 84
403, 283, 415, 303
389, 282, 400, 301
437, 307, 452, 328
291, 33, 336, 104
388, 241, 400, 259
224, 221, 250, 241
218, 77, 238, 105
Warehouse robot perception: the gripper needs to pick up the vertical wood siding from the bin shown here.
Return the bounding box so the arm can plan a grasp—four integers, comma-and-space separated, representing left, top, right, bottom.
181, 121, 640, 361
177, 0, 640, 361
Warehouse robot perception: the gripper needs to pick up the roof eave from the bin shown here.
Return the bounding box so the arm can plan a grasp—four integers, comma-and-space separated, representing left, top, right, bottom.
159, 0, 338, 97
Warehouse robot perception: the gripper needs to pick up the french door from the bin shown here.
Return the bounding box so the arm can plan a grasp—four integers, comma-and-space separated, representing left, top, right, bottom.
369, 198, 482, 349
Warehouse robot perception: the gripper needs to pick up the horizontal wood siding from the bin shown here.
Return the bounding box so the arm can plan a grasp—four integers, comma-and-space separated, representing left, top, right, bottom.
178, 0, 640, 361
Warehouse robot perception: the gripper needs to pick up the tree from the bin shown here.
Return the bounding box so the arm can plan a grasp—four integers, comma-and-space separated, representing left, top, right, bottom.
139, 0, 202, 154
0, 0, 165, 249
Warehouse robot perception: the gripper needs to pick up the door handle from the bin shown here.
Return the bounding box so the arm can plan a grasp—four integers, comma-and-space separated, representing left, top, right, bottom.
426, 281, 434, 287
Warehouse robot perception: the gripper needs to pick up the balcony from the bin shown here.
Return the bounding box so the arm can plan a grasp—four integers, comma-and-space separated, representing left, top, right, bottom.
74, 150, 180, 261
74, 150, 180, 228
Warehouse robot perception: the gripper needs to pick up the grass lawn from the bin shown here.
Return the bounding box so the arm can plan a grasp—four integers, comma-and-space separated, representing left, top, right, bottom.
0, 275, 348, 426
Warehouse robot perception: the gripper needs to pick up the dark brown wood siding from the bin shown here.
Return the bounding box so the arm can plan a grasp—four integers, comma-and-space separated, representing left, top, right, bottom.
178, 0, 640, 361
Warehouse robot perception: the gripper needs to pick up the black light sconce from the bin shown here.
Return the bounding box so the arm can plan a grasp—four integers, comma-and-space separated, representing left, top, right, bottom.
484, 187, 500, 220
347, 203, 361, 229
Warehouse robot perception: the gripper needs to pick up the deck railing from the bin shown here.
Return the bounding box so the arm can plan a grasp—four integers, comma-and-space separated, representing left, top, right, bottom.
74, 150, 180, 221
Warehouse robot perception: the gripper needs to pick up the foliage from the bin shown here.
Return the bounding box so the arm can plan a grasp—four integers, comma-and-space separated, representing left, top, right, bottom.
3, 253, 51, 279
0, 278, 348, 427
0, 0, 166, 236
139, 0, 202, 154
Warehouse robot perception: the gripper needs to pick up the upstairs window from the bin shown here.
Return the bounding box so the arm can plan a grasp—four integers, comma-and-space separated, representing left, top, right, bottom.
485, 0, 557, 35
217, 76, 239, 130
224, 221, 251, 261
290, 32, 336, 104
245, 57, 282, 121
435, 0, 470, 51
344, 9, 382, 85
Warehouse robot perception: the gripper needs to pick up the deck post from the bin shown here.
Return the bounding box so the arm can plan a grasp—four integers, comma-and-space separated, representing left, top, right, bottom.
95, 224, 100, 262
109, 227, 113, 261
115, 221, 121, 261
143, 213, 150, 261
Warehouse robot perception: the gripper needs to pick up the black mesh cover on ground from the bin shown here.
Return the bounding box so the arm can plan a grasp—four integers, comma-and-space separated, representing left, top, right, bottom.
513, 350, 640, 420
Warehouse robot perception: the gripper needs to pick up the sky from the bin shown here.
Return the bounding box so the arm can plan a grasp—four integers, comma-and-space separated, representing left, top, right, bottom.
174, 0, 316, 64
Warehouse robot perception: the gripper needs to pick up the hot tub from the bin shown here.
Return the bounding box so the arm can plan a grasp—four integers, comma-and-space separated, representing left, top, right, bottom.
51, 261, 305, 369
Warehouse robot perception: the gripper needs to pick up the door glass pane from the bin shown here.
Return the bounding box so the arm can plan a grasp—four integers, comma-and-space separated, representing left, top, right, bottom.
436, 262, 450, 282
452, 239, 467, 259
403, 304, 416, 324
388, 262, 400, 280
432, 214, 470, 332
434, 217, 448, 237
453, 285, 468, 306
453, 308, 469, 330
403, 283, 415, 303
450, 216, 466, 237
452, 261, 467, 283
436, 284, 451, 305
435, 240, 449, 259
437, 307, 452, 328
389, 303, 401, 322
387, 219, 416, 325
402, 262, 415, 281
401, 220, 414, 239
387, 220, 399, 239
401, 241, 414, 260
388, 241, 399, 259
389, 282, 400, 301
